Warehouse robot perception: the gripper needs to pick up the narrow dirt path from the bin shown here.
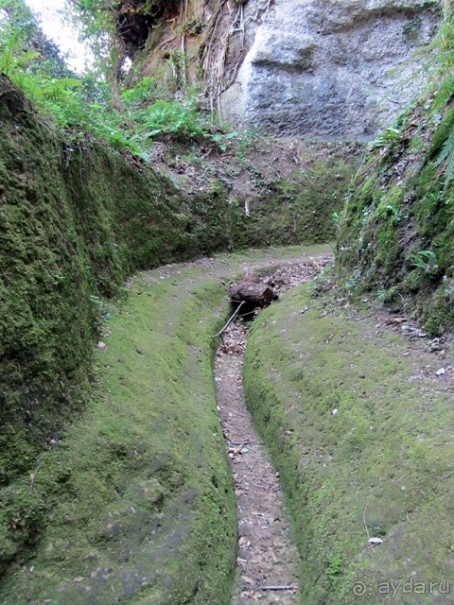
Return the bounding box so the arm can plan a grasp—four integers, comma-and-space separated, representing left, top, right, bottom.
214, 259, 330, 604
216, 324, 299, 604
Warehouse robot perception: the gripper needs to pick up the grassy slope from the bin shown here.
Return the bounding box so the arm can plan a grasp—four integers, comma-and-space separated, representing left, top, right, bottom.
244, 284, 454, 605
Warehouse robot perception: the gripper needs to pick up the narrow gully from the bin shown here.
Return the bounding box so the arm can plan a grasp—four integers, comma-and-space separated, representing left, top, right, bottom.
213, 257, 331, 604
215, 320, 300, 604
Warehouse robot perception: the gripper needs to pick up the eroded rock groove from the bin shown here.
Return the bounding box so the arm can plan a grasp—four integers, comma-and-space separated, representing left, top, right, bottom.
214, 257, 330, 604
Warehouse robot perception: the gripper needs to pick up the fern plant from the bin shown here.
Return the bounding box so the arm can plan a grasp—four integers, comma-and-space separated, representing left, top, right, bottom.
436, 126, 454, 189
369, 127, 402, 150
408, 250, 438, 273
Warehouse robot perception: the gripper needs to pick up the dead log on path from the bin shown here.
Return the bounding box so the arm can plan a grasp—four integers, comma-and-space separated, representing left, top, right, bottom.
229, 281, 277, 308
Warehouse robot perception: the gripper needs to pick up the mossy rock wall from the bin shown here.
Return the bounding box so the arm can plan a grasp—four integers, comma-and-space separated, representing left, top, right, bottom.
336, 94, 453, 334
228, 158, 352, 249
0, 80, 177, 489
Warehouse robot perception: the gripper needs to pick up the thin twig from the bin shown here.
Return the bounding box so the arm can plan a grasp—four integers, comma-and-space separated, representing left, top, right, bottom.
257, 585, 298, 591
29, 455, 47, 493
363, 502, 375, 551
212, 301, 245, 338
397, 292, 407, 315
363, 502, 371, 540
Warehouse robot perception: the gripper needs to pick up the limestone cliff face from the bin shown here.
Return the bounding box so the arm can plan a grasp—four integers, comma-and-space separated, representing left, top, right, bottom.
220, 0, 442, 139
129, 0, 442, 139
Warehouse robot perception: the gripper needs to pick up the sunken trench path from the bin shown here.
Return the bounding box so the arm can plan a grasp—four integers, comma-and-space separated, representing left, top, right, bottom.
0, 246, 331, 605
215, 258, 331, 604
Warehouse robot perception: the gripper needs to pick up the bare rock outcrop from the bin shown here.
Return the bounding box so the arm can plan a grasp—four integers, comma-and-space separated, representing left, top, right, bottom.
219, 0, 442, 139
128, 0, 443, 140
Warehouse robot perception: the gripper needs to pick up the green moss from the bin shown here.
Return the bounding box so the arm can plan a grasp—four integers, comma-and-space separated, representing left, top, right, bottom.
336, 97, 454, 333
0, 80, 238, 576
401, 268, 423, 293
180, 181, 230, 255
244, 285, 454, 605
0, 274, 237, 605
0, 91, 97, 493
229, 159, 354, 248
428, 109, 454, 157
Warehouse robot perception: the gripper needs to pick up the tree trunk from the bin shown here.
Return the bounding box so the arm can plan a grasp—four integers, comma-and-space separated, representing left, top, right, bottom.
229, 282, 277, 308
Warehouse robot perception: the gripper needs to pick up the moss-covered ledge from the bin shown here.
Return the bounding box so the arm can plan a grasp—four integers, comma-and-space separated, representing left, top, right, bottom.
244, 284, 454, 605
0, 274, 237, 605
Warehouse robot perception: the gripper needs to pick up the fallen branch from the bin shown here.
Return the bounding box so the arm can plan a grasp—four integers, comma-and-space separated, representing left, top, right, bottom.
212, 301, 245, 338
29, 454, 47, 493
229, 281, 277, 307
257, 585, 298, 591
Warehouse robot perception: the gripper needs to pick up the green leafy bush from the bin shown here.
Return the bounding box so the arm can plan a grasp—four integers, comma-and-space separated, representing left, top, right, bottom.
0, 2, 239, 158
